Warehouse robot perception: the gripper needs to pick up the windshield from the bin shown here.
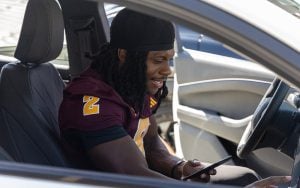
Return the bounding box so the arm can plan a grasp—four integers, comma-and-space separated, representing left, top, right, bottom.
269, 0, 300, 18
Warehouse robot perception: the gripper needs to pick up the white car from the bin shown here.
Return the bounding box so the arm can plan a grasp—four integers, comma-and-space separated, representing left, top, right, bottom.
0, 0, 299, 187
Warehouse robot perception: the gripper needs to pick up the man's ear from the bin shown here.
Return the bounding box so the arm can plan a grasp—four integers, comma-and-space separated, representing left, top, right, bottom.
118, 49, 126, 64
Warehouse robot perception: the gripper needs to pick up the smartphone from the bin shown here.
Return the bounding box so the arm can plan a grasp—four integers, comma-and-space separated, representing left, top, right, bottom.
182, 156, 232, 181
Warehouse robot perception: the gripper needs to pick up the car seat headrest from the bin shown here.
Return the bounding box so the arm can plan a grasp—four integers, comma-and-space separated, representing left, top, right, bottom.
14, 0, 64, 64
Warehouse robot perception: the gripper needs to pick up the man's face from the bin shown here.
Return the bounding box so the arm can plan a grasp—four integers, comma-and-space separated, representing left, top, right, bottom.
145, 49, 174, 95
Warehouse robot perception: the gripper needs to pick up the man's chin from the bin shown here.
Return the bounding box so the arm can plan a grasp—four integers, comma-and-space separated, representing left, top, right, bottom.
147, 89, 159, 96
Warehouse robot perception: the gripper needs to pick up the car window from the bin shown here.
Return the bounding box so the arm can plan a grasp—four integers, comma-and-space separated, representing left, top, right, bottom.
103, 3, 245, 61
105, 3, 124, 24
177, 25, 245, 60
0, 0, 69, 68
0, 0, 26, 56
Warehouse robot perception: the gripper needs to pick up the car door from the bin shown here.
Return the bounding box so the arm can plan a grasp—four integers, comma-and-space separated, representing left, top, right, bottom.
173, 25, 275, 164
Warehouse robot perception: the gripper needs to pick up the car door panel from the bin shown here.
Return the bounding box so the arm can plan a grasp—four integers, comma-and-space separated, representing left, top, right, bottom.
176, 121, 234, 164
178, 79, 271, 119
174, 47, 275, 163
175, 49, 274, 84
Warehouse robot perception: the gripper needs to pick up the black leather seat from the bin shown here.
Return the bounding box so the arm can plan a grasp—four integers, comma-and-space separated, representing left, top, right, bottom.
0, 146, 13, 161
0, 0, 69, 167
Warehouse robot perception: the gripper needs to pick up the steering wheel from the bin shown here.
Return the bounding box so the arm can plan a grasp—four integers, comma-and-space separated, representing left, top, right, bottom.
237, 78, 289, 158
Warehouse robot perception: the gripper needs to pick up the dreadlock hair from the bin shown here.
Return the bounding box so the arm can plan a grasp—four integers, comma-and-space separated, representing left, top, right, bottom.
91, 43, 148, 112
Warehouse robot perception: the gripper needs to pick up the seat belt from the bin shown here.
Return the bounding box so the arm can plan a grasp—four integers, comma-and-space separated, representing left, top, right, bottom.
69, 17, 100, 78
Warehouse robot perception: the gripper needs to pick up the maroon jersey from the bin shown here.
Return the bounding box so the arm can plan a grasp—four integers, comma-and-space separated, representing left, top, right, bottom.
59, 68, 158, 154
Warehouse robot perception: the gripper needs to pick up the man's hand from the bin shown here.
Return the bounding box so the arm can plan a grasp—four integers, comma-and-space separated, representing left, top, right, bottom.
245, 176, 291, 188
181, 159, 217, 182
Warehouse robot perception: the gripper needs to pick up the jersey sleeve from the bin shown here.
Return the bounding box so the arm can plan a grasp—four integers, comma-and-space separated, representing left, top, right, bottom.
59, 94, 127, 132
62, 126, 128, 151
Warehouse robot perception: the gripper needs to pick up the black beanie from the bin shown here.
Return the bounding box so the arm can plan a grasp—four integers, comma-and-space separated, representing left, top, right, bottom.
110, 8, 175, 51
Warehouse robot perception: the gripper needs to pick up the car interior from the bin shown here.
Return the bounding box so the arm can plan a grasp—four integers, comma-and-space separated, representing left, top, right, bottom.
0, 0, 129, 170
0, 0, 300, 187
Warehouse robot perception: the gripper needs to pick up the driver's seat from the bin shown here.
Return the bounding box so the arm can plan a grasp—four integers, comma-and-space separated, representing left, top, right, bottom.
0, 0, 69, 166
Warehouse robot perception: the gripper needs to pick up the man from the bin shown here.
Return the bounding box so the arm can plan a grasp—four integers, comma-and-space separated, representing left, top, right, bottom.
59, 8, 290, 187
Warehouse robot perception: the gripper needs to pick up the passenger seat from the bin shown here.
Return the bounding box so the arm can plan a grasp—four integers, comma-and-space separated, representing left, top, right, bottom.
0, 0, 69, 167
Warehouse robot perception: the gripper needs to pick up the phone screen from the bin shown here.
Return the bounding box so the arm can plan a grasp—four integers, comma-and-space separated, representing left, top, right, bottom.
182, 156, 232, 181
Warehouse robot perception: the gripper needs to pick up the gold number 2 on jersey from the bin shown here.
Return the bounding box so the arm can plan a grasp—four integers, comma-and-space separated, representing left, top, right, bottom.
83, 95, 100, 116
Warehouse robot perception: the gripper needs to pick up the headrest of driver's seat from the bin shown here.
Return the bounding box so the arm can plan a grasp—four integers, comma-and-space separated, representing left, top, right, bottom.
14, 0, 64, 64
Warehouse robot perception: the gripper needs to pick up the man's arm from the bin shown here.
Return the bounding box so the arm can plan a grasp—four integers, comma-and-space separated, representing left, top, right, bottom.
87, 134, 172, 179
144, 115, 183, 178
144, 116, 217, 181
